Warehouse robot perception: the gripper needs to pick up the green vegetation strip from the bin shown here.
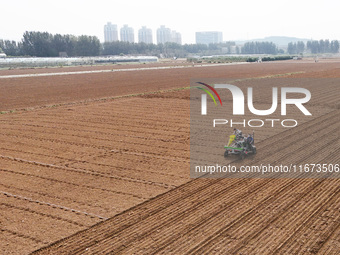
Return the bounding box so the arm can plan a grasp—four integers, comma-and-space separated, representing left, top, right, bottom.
224, 146, 243, 150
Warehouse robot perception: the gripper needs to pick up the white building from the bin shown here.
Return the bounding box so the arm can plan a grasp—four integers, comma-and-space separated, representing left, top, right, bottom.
157, 25, 171, 44
138, 26, 153, 44
157, 25, 182, 45
120, 25, 135, 43
104, 22, 118, 42
196, 31, 223, 45
171, 31, 182, 44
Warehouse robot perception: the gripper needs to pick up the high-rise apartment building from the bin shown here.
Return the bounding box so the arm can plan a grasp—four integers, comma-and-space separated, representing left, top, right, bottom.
196, 31, 223, 45
104, 22, 118, 42
120, 25, 135, 43
157, 25, 171, 44
171, 31, 182, 45
157, 25, 182, 45
138, 26, 153, 44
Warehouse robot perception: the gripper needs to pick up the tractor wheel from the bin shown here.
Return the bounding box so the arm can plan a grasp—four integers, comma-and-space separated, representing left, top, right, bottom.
224, 150, 229, 158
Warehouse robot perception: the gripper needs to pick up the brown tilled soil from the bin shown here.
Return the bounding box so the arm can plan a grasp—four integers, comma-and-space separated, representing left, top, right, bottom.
0, 95, 190, 254
1, 61, 339, 111
0, 60, 339, 254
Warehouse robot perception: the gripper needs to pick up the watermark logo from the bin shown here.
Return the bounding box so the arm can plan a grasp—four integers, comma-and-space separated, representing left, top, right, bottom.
196, 82, 223, 115
190, 78, 338, 179
198, 83, 311, 116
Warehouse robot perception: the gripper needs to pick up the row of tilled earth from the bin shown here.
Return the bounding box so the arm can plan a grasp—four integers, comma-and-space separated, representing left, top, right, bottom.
1, 61, 340, 111
32, 62, 339, 254
0, 95, 191, 254
33, 105, 340, 255
0, 60, 339, 254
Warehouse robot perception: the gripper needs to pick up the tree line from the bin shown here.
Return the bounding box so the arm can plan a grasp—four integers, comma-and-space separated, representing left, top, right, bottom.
0, 31, 339, 57
306, 40, 339, 54
287, 41, 305, 54
0, 32, 235, 57
0, 31, 101, 57
102, 41, 236, 57
241, 42, 282, 54
288, 40, 339, 54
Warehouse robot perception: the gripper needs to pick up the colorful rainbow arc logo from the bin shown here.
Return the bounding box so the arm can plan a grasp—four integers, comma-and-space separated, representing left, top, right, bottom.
196, 82, 223, 106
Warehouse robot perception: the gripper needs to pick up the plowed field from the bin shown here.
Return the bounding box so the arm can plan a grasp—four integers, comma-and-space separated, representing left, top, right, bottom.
0, 60, 339, 254
1, 61, 339, 111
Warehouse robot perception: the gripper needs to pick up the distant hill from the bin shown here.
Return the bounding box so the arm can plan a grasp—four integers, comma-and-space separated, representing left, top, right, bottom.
235, 36, 310, 46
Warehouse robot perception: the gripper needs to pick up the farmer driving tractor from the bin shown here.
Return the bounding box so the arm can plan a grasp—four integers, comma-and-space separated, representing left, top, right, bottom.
225, 129, 256, 159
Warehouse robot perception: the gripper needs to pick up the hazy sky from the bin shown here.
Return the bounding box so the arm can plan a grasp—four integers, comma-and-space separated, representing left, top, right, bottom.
1, 0, 339, 44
